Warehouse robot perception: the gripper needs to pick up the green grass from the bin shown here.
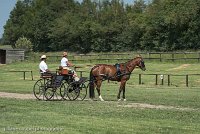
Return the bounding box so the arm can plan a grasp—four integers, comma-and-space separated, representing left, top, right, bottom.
1, 57, 200, 133
0, 98, 200, 134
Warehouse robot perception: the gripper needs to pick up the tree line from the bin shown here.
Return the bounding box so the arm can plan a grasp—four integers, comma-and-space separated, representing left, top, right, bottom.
1, 0, 200, 53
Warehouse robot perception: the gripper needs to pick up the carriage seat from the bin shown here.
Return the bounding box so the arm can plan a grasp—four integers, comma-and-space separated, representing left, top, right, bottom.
40, 75, 52, 79
40, 70, 53, 79
40, 73, 53, 79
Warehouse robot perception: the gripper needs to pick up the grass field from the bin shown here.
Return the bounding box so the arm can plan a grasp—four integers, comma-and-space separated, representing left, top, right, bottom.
0, 56, 200, 133
0, 97, 200, 134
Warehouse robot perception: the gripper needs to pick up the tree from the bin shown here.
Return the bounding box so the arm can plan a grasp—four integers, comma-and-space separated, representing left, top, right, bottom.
3, 0, 30, 47
5, 0, 200, 52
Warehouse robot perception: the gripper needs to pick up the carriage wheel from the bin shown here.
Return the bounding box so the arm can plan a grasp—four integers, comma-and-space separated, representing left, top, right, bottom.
66, 83, 80, 101
44, 80, 55, 100
33, 79, 46, 100
77, 83, 87, 101
51, 81, 66, 100
60, 81, 68, 100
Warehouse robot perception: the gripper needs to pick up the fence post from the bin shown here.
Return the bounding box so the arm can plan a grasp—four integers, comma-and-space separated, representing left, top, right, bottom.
161, 76, 164, 85
31, 71, 33, 80
172, 53, 174, 62
148, 52, 150, 60
139, 74, 141, 84
186, 75, 188, 87
184, 52, 186, 62
155, 74, 158, 85
168, 75, 170, 86
160, 53, 162, 62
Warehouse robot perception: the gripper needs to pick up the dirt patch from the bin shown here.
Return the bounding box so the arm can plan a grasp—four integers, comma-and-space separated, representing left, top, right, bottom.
0, 92, 34, 100
118, 103, 197, 111
167, 64, 190, 71
0, 92, 198, 111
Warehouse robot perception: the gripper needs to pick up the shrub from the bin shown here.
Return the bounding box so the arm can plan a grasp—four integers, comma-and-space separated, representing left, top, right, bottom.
15, 37, 33, 53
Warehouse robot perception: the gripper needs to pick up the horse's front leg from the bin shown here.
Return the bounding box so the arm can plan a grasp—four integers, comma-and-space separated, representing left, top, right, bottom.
117, 88, 122, 101
122, 83, 126, 101
96, 80, 104, 101
117, 81, 126, 101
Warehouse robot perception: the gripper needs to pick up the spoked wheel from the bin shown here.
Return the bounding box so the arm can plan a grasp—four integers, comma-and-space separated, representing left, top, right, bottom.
33, 79, 46, 100
66, 83, 80, 101
50, 81, 66, 100
77, 83, 87, 101
44, 80, 55, 100
60, 81, 68, 100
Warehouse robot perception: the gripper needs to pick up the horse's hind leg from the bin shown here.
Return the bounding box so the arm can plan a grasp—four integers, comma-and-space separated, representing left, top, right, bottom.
117, 81, 126, 101
96, 80, 104, 101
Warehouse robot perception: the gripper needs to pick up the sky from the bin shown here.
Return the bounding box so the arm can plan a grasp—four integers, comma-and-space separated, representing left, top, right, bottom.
0, 0, 139, 38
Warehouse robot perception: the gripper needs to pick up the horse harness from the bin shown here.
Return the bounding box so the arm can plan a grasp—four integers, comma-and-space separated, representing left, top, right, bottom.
91, 62, 132, 82
114, 63, 131, 80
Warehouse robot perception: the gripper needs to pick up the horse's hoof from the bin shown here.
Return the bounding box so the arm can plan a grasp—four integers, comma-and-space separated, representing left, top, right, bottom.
123, 99, 127, 101
99, 95, 104, 101
118, 99, 122, 101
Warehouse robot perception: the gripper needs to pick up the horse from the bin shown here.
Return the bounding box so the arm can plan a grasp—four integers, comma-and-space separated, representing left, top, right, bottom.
89, 55, 146, 101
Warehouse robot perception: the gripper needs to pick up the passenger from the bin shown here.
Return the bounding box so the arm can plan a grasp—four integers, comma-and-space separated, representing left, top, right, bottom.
61, 52, 79, 81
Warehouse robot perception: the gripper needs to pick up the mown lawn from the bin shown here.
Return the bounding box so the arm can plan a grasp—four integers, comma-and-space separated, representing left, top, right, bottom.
0, 97, 200, 134
0, 59, 200, 133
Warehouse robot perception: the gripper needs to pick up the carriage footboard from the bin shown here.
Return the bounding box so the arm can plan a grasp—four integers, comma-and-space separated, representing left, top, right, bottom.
53, 75, 64, 87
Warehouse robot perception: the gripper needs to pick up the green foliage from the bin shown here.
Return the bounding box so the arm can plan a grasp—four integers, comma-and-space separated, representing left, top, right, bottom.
2, 0, 200, 52
15, 37, 33, 52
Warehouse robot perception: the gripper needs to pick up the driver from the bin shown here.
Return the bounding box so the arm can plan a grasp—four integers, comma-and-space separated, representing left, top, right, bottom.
39, 55, 50, 74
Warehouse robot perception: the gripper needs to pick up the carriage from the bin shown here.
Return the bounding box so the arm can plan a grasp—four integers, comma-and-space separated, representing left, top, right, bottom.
33, 68, 88, 101
33, 55, 146, 101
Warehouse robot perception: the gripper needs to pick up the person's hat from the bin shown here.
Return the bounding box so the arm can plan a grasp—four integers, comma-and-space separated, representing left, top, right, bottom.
40, 55, 46, 59
63, 52, 68, 56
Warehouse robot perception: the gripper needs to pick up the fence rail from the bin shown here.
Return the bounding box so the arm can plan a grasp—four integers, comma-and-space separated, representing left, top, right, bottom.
139, 73, 200, 87
29, 52, 200, 63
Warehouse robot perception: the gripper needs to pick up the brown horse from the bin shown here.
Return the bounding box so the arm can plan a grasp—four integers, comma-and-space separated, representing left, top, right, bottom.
89, 55, 146, 101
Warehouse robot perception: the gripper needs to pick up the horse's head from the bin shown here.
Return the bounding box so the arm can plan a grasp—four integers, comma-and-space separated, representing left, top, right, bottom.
135, 55, 146, 71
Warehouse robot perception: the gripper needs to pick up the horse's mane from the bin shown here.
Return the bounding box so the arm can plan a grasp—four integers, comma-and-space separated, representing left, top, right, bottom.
123, 55, 142, 65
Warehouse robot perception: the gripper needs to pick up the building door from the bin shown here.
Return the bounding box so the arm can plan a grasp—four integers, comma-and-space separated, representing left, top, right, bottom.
0, 50, 6, 64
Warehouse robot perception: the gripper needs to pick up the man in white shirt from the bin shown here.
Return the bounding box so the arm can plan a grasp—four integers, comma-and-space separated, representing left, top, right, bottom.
39, 55, 50, 74
61, 52, 79, 81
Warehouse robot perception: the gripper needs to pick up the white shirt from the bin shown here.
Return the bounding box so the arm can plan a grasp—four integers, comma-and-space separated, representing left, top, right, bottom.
61, 57, 68, 67
39, 61, 48, 73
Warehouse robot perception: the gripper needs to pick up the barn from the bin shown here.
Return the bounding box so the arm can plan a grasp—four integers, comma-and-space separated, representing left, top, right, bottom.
0, 49, 25, 64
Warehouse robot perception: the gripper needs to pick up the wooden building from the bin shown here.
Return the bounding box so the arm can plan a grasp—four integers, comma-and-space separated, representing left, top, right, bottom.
0, 49, 25, 64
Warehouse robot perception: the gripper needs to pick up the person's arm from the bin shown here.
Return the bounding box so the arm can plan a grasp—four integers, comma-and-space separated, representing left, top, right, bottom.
46, 69, 51, 72
67, 61, 73, 67
44, 63, 51, 72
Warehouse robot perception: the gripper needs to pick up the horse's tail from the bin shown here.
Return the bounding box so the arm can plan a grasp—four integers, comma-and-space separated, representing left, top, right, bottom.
89, 67, 95, 99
